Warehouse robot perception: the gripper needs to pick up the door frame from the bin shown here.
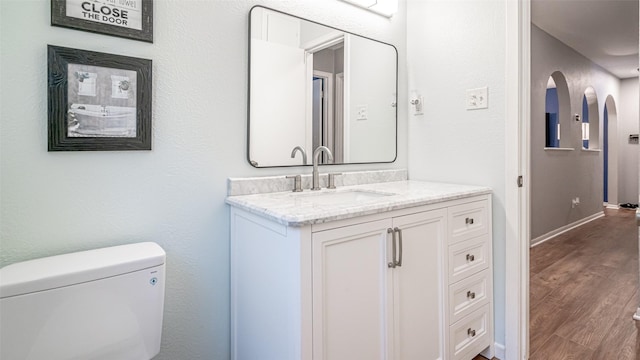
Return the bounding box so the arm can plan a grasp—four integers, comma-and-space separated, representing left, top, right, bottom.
313, 70, 335, 156
505, 0, 530, 359
334, 73, 345, 163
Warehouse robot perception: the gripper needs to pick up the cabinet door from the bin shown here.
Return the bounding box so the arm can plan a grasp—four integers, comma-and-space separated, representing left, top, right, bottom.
392, 209, 446, 360
312, 219, 393, 360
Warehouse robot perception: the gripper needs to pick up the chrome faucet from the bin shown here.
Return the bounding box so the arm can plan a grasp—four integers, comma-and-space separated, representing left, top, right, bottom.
312, 146, 333, 190
290, 146, 307, 165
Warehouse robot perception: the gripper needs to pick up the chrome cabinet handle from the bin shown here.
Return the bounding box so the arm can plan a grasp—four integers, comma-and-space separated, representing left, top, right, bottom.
467, 328, 476, 337
467, 290, 476, 299
387, 227, 404, 268
394, 227, 403, 267
466, 254, 475, 262
387, 228, 396, 268
465, 217, 474, 225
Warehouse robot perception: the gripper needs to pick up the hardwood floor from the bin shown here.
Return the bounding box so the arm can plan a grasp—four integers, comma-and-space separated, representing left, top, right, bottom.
529, 208, 640, 359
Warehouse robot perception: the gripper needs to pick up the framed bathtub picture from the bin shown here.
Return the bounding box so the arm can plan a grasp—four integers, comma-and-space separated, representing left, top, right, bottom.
48, 45, 152, 151
51, 0, 153, 43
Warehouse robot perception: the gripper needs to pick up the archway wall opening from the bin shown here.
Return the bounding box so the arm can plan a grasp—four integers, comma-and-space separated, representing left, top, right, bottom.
544, 72, 570, 148
583, 86, 600, 149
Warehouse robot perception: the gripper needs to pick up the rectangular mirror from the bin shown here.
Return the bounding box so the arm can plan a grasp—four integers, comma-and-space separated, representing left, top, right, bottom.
248, 6, 398, 167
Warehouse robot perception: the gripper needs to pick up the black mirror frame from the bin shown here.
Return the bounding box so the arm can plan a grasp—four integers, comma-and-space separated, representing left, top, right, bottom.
247, 5, 398, 168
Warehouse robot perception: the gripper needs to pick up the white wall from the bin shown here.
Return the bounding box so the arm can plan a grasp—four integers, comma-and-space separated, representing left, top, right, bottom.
530, 25, 621, 239
406, 0, 507, 347
0, 1, 407, 359
618, 78, 640, 204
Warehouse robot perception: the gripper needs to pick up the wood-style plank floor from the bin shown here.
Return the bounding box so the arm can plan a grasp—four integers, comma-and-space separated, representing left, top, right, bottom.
529, 208, 640, 359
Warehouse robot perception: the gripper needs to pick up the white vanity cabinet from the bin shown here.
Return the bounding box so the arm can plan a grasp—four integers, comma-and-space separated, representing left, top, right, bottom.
230, 192, 493, 360
311, 209, 446, 360
445, 199, 493, 360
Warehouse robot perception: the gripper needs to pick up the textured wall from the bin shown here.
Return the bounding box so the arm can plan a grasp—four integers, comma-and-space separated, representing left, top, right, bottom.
530, 24, 622, 240
406, 0, 507, 347
0, 1, 407, 359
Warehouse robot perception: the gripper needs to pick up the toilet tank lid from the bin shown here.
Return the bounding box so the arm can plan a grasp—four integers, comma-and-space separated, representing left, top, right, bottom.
0, 242, 165, 299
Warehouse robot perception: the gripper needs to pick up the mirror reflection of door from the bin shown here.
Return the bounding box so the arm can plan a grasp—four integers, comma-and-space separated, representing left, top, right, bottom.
310, 42, 345, 164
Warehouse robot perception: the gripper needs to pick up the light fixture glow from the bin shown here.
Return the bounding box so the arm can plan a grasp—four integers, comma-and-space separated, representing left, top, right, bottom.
341, 0, 398, 17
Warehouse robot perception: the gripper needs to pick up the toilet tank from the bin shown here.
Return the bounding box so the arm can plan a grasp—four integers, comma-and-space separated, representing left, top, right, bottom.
0, 242, 166, 360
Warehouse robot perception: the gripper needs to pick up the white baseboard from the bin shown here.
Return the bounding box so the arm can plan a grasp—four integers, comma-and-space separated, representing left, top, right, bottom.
530, 211, 605, 247
493, 342, 506, 360
634, 308, 640, 321
606, 203, 620, 210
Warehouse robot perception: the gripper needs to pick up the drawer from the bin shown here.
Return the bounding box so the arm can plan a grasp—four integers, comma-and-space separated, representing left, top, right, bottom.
449, 304, 491, 360
448, 236, 489, 284
449, 270, 491, 324
448, 201, 489, 244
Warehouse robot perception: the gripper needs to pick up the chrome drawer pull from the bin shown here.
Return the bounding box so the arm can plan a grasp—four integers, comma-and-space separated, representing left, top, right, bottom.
467, 328, 476, 337
394, 227, 403, 267
466, 254, 475, 262
465, 217, 474, 225
467, 291, 476, 299
387, 228, 396, 268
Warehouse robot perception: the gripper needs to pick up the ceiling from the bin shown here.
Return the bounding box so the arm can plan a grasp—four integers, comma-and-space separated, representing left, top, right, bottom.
532, 0, 639, 79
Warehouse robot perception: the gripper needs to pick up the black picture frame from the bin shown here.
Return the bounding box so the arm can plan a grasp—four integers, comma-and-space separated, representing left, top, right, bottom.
48, 45, 152, 151
51, 0, 153, 43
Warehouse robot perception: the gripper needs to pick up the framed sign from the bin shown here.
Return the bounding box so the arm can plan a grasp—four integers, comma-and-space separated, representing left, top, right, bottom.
51, 0, 153, 43
48, 45, 152, 151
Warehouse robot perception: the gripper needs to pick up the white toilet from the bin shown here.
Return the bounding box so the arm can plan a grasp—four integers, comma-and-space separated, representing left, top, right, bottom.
0, 242, 166, 360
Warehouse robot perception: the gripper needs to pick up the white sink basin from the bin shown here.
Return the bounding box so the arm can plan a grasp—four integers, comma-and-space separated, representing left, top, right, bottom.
293, 190, 395, 206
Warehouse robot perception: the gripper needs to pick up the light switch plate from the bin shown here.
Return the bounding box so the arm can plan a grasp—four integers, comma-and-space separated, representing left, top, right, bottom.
466, 87, 488, 110
412, 95, 424, 116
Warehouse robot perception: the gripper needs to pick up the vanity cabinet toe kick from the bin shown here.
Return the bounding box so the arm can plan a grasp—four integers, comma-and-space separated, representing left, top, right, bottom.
230, 194, 494, 360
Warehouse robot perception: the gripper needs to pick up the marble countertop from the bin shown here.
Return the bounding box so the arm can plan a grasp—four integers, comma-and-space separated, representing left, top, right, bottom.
226, 180, 491, 227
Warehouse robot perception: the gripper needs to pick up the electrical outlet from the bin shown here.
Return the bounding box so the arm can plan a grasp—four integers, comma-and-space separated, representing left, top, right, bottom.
357, 105, 368, 120
571, 197, 580, 208
466, 87, 488, 110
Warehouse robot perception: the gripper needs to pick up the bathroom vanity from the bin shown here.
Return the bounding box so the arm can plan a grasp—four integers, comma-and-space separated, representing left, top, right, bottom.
227, 171, 494, 360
